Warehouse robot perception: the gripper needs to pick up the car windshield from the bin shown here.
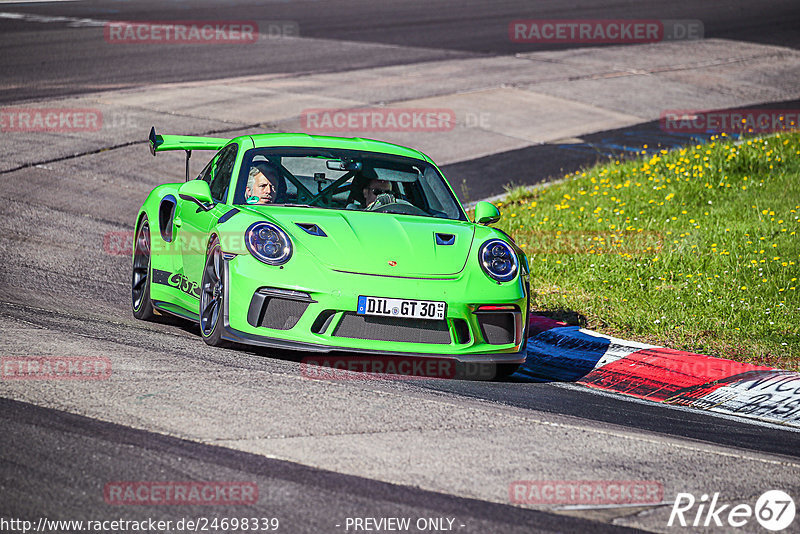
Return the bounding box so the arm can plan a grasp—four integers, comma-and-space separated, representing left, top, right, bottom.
233, 148, 466, 220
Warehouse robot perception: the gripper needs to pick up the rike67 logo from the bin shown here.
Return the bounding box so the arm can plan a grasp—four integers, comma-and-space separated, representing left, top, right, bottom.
669, 490, 795, 531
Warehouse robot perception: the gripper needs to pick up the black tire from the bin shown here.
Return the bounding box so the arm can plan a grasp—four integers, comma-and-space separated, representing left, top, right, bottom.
200, 237, 231, 347
131, 217, 156, 320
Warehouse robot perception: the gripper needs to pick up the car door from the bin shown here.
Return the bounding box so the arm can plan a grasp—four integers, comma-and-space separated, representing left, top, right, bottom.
174, 144, 238, 309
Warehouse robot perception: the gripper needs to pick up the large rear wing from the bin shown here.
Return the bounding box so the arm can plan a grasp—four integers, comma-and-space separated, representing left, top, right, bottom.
148, 126, 229, 155
148, 126, 230, 180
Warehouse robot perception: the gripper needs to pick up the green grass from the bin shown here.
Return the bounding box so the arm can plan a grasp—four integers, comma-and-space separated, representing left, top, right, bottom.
495, 132, 800, 370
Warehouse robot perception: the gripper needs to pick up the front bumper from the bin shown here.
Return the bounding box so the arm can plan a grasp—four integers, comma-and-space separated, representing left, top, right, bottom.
220, 252, 530, 364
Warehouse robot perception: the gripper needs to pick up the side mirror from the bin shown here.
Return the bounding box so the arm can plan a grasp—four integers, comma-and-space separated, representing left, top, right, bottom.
474, 201, 501, 225
179, 180, 214, 211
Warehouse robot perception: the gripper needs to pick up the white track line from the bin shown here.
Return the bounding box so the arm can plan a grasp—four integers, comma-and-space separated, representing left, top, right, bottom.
0, 11, 105, 26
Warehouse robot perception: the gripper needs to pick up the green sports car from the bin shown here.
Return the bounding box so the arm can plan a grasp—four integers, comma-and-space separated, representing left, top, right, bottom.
132, 128, 530, 376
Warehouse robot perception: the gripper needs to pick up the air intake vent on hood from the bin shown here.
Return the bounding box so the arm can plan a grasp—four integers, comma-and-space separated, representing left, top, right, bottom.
296, 223, 327, 237
435, 233, 455, 245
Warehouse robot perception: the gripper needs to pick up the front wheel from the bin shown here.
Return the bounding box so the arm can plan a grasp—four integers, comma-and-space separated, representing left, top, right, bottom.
200, 237, 231, 347
132, 217, 156, 320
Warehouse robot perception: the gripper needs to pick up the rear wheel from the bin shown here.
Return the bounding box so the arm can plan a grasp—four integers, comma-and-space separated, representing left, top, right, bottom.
131, 217, 156, 320
200, 237, 231, 347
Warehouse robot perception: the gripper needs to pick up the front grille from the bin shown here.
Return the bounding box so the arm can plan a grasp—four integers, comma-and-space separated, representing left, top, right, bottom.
259, 298, 308, 330
247, 288, 312, 331
477, 313, 516, 345
333, 313, 451, 344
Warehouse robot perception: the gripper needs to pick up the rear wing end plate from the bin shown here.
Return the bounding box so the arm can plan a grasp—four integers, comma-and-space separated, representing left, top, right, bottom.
148, 126, 229, 155
149, 127, 231, 180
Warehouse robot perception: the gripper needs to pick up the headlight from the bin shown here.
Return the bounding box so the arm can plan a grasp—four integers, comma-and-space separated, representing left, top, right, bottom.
479, 239, 518, 282
245, 222, 292, 265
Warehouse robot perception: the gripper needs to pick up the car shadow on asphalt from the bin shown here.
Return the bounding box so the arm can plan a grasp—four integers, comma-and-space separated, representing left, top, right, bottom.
224, 307, 593, 384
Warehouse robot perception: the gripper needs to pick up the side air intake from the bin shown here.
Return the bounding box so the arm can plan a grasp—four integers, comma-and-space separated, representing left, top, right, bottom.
296, 223, 327, 237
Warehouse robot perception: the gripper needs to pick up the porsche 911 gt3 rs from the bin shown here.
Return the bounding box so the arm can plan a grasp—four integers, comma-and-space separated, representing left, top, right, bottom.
132, 128, 530, 377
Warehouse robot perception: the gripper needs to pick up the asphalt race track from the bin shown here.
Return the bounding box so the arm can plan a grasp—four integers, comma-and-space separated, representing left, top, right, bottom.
2, 0, 800, 103
1, 1, 800, 533
1, 398, 632, 534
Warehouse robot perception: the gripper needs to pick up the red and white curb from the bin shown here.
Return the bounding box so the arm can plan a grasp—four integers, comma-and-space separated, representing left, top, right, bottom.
522, 316, 800, 429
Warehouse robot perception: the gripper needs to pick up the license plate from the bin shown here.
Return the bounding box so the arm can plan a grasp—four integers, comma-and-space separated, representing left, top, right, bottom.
357, 296, 445, 321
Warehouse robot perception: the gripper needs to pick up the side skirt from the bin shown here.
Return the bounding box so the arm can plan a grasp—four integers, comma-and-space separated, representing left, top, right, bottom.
152, 300, 200, 323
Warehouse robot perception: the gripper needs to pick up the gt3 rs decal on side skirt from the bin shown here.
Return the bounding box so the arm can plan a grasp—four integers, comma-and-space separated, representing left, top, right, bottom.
152, 269, 200, 298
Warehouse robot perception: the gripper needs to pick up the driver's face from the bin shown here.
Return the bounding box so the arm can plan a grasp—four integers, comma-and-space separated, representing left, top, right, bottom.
363, 179, 392, 206
246, 171, 277, 204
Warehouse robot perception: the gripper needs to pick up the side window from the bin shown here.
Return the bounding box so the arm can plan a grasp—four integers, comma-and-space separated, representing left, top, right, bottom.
210, 145, 237, 202
198, 145, 238, 203
198, 154, 218, 184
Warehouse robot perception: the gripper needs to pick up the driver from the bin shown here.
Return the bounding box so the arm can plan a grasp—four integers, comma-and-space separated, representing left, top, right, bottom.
363, 178, 394, 208
245, 163, 281, 204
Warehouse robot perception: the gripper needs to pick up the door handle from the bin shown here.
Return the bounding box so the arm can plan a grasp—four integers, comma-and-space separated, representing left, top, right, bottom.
174, 217, 182, 227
